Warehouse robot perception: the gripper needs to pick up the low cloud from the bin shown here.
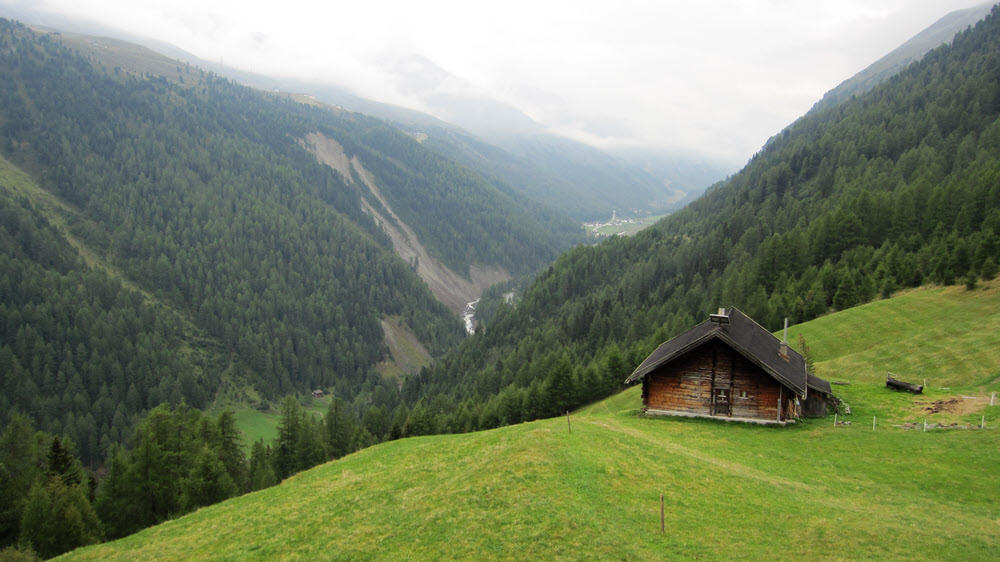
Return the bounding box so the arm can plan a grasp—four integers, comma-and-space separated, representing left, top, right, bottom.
1, 0, 986, 163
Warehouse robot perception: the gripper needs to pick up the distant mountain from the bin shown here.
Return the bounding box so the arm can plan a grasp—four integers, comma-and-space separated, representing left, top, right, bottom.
606, 146, 734, 210
380, 53, 541, 138
348, 54, 731, 220
0, 4, 730, 221
810, 2, 994, 113
246, 54, 727, 221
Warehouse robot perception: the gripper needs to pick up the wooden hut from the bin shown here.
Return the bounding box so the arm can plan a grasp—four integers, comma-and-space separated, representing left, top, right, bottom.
802, 374, 834, 417
624, 307, 831, 424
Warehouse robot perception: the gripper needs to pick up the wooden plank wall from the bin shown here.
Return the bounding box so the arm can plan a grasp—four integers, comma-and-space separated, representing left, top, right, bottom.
645, 339, 790, 421
645, 343, 714, 414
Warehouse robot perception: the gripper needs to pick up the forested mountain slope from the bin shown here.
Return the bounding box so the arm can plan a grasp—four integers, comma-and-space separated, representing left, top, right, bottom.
262, 77, 704, 222
0, 19, 578, 463
36, 23, 710, 223
46, 28, 585, 277
403, 5, 1000, 431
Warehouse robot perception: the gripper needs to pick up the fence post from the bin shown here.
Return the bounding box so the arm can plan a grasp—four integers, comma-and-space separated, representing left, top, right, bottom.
660, 494, 665, 534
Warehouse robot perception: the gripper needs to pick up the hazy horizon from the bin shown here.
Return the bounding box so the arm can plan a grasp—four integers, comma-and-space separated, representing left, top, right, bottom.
0, 0, 992, 166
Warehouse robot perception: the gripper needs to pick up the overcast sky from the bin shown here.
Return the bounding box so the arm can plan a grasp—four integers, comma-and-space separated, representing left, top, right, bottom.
2, 0, 992, 164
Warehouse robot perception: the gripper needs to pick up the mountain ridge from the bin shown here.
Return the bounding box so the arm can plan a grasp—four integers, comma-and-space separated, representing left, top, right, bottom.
2, 7, 728, 221
810, 2, 994, 113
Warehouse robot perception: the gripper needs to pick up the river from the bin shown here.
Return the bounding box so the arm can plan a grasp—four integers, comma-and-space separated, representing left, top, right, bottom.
463, 298, 480, 335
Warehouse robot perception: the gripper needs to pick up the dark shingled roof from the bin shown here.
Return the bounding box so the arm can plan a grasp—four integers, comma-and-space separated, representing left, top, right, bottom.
625, 307, 828, 397
807, 373, 832, 395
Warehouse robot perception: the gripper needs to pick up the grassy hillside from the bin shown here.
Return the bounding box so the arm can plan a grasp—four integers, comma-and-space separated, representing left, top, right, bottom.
788, 283, 1000, 389
64, 288, 1000, 560
785, 282, 1000, 430
61, 393, 1000, 560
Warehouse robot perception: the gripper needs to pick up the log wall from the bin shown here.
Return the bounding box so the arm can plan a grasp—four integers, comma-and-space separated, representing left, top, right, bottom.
644, 339, 789, 421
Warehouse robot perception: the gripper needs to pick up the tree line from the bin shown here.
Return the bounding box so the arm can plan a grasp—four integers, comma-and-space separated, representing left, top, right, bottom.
0, 396, 375, 558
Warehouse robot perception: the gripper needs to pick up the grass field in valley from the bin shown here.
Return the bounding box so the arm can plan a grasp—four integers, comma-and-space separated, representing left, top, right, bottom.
62, 284, 1000, 560
227, 396, 330, 447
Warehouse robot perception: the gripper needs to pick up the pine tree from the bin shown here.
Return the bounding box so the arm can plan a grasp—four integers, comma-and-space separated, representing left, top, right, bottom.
93, 444, 140, 539
214, 411, 247, 492
247, 440, 277, 492
981, 256, 999, 280
544, 351, 576, 416
404, 400, 435, 436
324, 397, 357, 459
294, 416, 326, 472
796, 334, 817, 376
180, 446, 237, 511
273, 396, 302, 480
0, 414, 45, 548
832, 274, 857, 311
46, 436, 81, 486
18, 478, 102, 558
388, 402, 409, 441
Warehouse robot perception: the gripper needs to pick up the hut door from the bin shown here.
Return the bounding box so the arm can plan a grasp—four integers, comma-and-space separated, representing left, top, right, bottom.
713, 388, 730, 416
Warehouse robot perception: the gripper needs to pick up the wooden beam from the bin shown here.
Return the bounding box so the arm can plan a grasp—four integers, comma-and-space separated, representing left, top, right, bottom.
710, 345, 718, 416
728, 347, 736, 418
777, 385, 783, 422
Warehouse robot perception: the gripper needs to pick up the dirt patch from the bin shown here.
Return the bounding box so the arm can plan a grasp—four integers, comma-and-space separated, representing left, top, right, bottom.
300, 133, 353, 180
914, 396, 989, 416
381, 317, 431, 376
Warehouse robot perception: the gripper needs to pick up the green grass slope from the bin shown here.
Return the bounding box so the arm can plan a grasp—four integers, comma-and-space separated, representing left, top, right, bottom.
62, 392, 999, 560
787, 282, 1000, 427
63, 287, 1000, 560
788, 283, 1000, 388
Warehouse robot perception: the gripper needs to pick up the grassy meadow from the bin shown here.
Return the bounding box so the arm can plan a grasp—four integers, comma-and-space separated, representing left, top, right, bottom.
226, 396, 330, 447
62, 283, 1000, 560
787, 283, 1000, 388
63, 388, 999, 561
787, 282, 1000, 428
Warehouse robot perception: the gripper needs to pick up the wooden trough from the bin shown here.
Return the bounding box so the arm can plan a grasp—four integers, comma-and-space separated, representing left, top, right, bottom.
886, 372, 923, 394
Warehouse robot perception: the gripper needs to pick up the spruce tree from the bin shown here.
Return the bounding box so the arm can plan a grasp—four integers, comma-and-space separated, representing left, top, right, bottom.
18, 479, 101, 558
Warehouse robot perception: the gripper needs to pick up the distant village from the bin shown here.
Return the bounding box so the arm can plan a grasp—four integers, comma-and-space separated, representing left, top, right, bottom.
584, 209, 650, 238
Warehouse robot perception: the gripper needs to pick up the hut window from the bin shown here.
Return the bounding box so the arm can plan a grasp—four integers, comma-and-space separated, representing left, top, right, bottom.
740, 391, 748, 399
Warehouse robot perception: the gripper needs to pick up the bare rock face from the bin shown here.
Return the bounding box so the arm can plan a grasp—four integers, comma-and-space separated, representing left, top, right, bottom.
303, 132, 509, 318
